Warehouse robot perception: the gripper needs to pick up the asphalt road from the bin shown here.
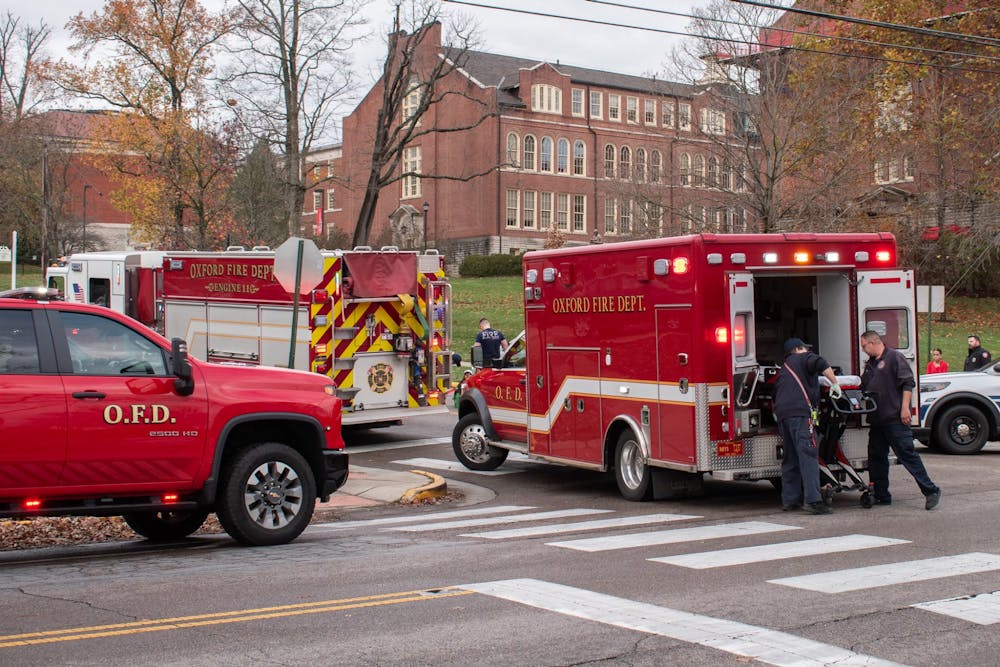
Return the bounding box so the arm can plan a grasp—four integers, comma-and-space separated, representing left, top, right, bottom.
2, 414, 998, 666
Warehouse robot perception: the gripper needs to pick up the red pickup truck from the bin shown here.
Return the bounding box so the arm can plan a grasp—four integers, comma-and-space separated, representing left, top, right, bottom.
0, 288, 347, 546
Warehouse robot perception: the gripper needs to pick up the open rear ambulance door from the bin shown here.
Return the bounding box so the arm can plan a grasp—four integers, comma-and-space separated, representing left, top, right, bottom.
727, 272, 759, 435
856, 269, 918, 423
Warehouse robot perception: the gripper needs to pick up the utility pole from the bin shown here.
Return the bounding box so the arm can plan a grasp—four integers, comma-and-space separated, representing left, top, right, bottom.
41, 138, 49, 271
83, 184, 93, 250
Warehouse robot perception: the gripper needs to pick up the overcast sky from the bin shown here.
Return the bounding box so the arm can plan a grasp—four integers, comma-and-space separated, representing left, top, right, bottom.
6, 0, 705, 79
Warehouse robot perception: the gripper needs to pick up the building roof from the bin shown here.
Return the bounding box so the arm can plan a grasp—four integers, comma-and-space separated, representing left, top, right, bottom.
458, 50, 700, 107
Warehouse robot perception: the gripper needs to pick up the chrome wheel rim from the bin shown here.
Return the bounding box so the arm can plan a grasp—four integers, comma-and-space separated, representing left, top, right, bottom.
620, 439, 644, 490
244, 461, 303, 529
460, 424, 491, 463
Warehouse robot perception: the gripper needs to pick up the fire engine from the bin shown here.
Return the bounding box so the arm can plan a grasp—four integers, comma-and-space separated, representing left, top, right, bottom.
453, 233, 917, 501
46, 247, 453, 429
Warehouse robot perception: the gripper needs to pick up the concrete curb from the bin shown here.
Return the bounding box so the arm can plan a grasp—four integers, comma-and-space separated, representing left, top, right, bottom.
400, 470, 448, 503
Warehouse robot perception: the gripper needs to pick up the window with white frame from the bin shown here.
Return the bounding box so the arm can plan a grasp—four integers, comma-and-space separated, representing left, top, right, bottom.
888, 158, 899, 182
572, 195, 585, 232
557, 138, 569, 174
874, 160, 886, 184
635, 148, 646, 182
721, 159, 731, 190
556, 193, 569, 230
571, 88, 584, 116
681, 204, 693, 233
326, 189, 335, 211
736, 162, 746, 192
590, 91, 602, 118
402, 146, 422, 198
531, 84, 562, 114
626, 96, 638, 123
312, 190, 323, 211
523, 191, 536, 228
619, 198, 631, 234
903, 155, 914, 180
650, 150, 662, 183
644, 99, 655, 125
693, 154, 705, 187
506, 189, 520, 227
523, 135, 536, 171
539, 192, 552, 229
573, 140, 585, 176
608, 94, 621, 121
604, 198, 616, 234
506, 132, 520, 167
313, 164, 321, 178
540, 137, 553, 172
604, 144, 615, 178
678, 103, 691, 130
402, 77, 422, 122
707, 156, 719, 187
661, 101, 674, 127
619, 146, 631, 180
700, 108, 726, 135
679, 153, 690, 186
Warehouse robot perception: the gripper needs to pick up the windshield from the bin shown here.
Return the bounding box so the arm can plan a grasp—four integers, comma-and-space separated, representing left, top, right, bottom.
504, 332, 526, 368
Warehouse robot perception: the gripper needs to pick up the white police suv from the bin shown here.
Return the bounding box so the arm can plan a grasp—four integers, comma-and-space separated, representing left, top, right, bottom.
916, 362, 1000, 454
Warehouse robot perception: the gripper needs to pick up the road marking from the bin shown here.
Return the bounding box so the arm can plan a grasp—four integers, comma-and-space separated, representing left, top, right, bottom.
463, 513, 702, 539
309, 505, 536, 531
0, 588, 473, 649
388, 508, 614, 532
347, 437, 451, 454
913, 590, 1000, 625
391, 456, 534, 475
461, 579, 906, 667
548, 521, 800, 552
770, 553, 1000, 593
650, 535, 909, 569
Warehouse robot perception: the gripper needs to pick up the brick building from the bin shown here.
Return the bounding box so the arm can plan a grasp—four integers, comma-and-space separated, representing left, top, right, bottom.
312, 23, 756, 268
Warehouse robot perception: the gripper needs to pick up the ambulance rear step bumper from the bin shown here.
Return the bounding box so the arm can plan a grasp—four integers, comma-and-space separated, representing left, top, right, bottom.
341, 404, 448, 426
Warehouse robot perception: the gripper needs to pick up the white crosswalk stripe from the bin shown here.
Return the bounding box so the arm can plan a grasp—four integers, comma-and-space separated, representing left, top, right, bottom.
650, 534, 909, 569
463, 513, 702, 540
461, 578, 906, 667
547, 521, 800, 552
770, 553, 1000, 593
913, 591, 1000, 625
388, 508, 614, 532
309, 505, 536, 532
391, 455, 536, 476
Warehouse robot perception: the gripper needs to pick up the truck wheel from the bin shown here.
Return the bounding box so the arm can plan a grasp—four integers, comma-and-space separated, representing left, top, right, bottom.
934, 404, 990, 454
615, 431, 653, 501
452, 413, 509, 471
217, 443, 317, 546
122, 509, 210, 541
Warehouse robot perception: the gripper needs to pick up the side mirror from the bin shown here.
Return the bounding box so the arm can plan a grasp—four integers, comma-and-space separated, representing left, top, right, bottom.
171, 337, 195, 396
470, 345, 484, 369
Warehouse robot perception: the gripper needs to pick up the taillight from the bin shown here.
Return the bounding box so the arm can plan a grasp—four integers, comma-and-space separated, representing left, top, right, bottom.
715, 327, 728, 344
23, 499, 42, 510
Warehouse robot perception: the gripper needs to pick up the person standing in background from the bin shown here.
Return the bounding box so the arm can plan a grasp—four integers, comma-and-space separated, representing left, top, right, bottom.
964, 335, 992, 371
474, 318, 507, 362
926, 348, 949, 374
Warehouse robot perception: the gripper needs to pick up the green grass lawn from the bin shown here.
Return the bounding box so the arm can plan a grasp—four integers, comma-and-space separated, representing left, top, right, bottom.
0, 264, 44, 291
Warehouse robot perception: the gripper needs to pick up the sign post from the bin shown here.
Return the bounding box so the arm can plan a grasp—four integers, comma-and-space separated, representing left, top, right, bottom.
0, 232, 13, 289
274, 237, 324, 369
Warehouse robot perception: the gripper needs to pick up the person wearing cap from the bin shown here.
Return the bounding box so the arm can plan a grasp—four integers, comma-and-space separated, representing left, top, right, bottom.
963, 335, 992, 371
773, 337, 843, 514
860, 330, 941, 510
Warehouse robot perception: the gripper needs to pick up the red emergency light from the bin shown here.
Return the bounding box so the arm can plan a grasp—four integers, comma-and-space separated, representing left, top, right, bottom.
161, 494, 179, 504
875, 250, 892, 263
311, 289, 329, 303
23, 499, 42, 510
715, 327, 728, 344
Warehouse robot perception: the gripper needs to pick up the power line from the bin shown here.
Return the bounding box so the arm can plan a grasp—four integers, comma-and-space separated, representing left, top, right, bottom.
441, 0, 1000, 77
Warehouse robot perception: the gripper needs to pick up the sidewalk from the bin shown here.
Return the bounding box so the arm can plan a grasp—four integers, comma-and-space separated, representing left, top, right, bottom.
317, 465, 447, 509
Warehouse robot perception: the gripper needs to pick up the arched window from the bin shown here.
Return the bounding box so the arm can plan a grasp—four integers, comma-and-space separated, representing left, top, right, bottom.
721, 159, 731, 190
707, 156, 719, 188
604, 144, 616, 178
523, 135, 536, 171
573, 140, 586, 176
736, 162, 746, 192
557, 138, 569, 174
693, 154, 705, 187
506, 132, 519, 168
650, 150, 662, 183
619, 146, 631, 181
540, 137, 553, 172
679, 153, 690, 187
635, 148, 647, 182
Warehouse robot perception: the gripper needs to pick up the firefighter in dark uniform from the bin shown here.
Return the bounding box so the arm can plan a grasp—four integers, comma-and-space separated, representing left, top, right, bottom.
774, 338, 843, 514
964, 334, 992, 371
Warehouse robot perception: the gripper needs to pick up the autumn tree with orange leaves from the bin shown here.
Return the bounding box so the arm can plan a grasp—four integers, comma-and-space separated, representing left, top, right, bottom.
54, 0, 238, 248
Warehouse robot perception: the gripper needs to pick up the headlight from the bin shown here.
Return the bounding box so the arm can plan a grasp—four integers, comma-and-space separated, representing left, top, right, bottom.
323, 385, 337, 396
921, 382, 950, 393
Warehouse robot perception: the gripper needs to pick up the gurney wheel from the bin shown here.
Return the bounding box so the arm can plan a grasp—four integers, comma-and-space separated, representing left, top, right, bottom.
860, 491, 873, 509
822, 484, 835, 507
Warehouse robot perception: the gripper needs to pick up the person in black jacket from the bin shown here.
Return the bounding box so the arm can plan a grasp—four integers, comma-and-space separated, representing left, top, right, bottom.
860, 331, 941, 510
774, 338, 842, 514
964, 334, 992, 371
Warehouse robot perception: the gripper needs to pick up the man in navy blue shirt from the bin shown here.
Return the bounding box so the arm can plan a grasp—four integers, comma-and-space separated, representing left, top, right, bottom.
474, 318, 507, 362
774, 338, 842, 514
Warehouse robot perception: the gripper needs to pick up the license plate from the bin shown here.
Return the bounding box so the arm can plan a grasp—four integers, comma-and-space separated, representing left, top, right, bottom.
716, 440, 744, 457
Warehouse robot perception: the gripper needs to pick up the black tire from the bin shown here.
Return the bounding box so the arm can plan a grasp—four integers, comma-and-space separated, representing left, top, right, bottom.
933, 404, 990, 454
614, 431, 653, 501
122, 509, 210, 541
216, 443, 317, 546
452, 413, 509, 471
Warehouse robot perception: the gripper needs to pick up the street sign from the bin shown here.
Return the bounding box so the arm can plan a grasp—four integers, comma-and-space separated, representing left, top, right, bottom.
0, 245, 10, 263
274, 237, 323, 294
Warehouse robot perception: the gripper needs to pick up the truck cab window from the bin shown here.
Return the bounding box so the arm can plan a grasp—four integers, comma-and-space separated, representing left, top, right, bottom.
0, 310, 40, 374
62, 312, 167, 376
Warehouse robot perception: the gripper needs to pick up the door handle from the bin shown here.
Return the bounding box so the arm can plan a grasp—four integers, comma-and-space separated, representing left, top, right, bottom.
72, 391, 106, 399
519, 378, 527, 386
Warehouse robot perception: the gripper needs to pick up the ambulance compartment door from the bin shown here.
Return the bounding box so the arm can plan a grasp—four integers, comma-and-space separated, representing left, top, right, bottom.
856, 268, 918, 422
655, 306, 696, 464
546, 347, 602, 463
727, 272, 760, 436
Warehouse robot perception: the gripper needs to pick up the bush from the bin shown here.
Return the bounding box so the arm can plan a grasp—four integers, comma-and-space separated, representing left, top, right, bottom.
459, 253, 522, 277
